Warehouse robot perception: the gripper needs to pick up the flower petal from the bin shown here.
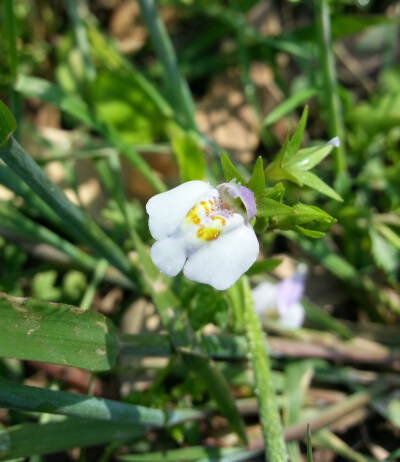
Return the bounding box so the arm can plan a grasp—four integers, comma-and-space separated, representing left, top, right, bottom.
150, 237, 186, 277
146, 181, 211, 240
278, 302, 305, 330
183, 224, 259, 290
252, 282, 278, 317
276, 270, 305, 312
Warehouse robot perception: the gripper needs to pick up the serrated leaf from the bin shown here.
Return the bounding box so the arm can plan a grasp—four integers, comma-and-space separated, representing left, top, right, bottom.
248, 156, 265, 197
246, 259, 282, 276
220, 152, 245, 185
283, 144, 334, 171
0, 292, 118, 371
286, 106, 308, 159
256, 196, 292, 218
0, 101, 16, 147
290, 169, 343, 202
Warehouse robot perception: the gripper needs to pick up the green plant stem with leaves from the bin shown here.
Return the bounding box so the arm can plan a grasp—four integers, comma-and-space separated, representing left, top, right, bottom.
242, 277, 288, 462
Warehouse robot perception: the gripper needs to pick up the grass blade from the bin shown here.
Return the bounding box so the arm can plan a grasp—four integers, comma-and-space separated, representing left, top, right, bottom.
137, 0, 197, 130
0, 135, 139, 284
314, 0, 348, 189
0, 418, 144, 461
0, 292, 118, 371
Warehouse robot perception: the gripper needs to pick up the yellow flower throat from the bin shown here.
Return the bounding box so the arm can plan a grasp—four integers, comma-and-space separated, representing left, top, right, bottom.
185, 200, 226, 241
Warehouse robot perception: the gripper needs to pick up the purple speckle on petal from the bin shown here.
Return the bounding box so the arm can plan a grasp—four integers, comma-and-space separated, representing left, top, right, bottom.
239, 186, 256, 221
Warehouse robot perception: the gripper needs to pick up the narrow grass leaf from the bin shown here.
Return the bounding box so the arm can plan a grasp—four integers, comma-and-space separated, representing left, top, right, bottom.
0, 137, 138, 283
313, 429, 368, 462
0, 100, 16, 146
263, 88, 317, 128
284, 361, 314, 462
15, 75, 165, 193
0, 381, 168, 427
0, 202, 97, 272
0, 292, 118, 371
0, 418, 144, 461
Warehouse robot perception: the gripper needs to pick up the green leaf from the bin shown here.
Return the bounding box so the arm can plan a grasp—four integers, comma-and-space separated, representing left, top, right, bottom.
291, 203, 336, 230
0, 100, 16, 147
246, 259, 282, 276
262, 88, 317, 128
290, 169, 343, 202
247, 156, 265, 197
283, 144, 335, 171
294, 226, 325, 238
220, 152, 246, 185
256, 196, 292, 218
15, 75, 166, 193
369, 228, 399, 280
15, 75, 96, 128
0, 418, 144, 461
119, 447, 263, 462
171, 131, 206, 182
0, 137, 139, 283
0, 292, 118, 371
0, 380, 200, 430
32, 270, 62, 301
286, 106, 308, 159
264, 183, 285, 202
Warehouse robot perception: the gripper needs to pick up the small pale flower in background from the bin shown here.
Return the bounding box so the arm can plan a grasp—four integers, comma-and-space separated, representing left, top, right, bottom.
252, 265, 307, 329
146, 180, 259, 290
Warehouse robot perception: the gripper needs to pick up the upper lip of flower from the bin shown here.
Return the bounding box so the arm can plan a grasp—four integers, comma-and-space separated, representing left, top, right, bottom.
146, 180, 259, 290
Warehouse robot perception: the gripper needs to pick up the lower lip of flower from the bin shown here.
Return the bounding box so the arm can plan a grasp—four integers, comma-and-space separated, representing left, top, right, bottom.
185, 200, 228, 242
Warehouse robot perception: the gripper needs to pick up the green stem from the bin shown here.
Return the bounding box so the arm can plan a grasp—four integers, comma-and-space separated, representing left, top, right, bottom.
80, 259, 108, 310
242, 277, 287, 462
314, 0, 348, 189
137, 0, 197, 130
3, 0, 20, 139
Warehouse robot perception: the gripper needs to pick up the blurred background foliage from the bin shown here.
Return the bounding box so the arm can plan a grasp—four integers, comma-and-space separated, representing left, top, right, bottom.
1, 0, 400, 461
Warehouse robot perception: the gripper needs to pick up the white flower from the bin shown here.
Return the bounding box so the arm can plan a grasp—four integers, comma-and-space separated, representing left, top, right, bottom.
146, 180, 259, 290
252, 265, 307, 329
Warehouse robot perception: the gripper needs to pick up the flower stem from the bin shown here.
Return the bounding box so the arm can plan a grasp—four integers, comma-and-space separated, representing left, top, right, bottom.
242, 276, 288, 462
